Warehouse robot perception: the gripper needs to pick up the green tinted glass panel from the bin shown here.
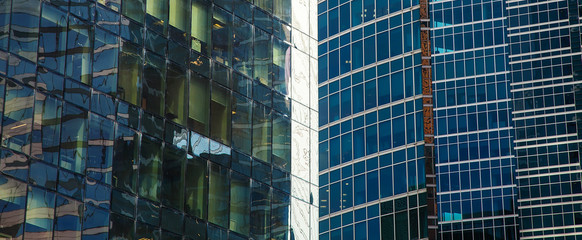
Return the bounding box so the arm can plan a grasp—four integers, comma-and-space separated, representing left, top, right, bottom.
191, 0, 211, 54
169, 0, 190, 32
229, 172, 250, 235
117, 41, 142, 105
210, 83, 231, 145
189, 74, 209, 135
208, 163, 229, 228
139, 136, 162, 202
185, 155, 207, 219
166, 63, 188, 125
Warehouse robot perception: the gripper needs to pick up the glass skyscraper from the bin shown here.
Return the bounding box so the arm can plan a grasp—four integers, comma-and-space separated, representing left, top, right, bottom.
0, 0, 319, 239
320, 0, 582, 240
431, 0, 520, 238
507, 0, 582, 238
317, 0, 437, 239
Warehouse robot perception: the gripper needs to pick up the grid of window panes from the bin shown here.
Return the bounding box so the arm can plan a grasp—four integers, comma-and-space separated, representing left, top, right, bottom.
506, 0, 582, 238
430, 0, 520, 238
317, 0, 430, 239
0, 0, 319, 239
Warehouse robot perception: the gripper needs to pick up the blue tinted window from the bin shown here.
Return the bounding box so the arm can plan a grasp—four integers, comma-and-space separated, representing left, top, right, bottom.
390, 27, 402, 57
340, 46, 351, 74
340, 4, 351, 31
341, 89, 352, 118
365, 80, 377, 110
319, 97, 328, 126
318, 13, 327, 40
351, 0, 362, 27
394, 163, 407, 195
329, 8, 339, 37
352, 40, 363, 70
353, 115, 364, 128
378, 76, 390, 105
406, 114, 415, 144
342, 133, 353, 163
319, 54, 328, 83
330, 182, 341, 213
329, 50, 339, 79
367, 171, 378, 202
366, 125, 377, 155
390, 0, 401, 13
354, 174, 366, 205
330, 137, 341, 167
364, 36, 376, 65
380, 166, 393, 198
378, 120, 392, 151
342, 178, 353, 209
393, 116, 405, 147
376, 32, 389, 61
329, 93, 340, 122
353, 129, 365, 159
353, 84, 364, 113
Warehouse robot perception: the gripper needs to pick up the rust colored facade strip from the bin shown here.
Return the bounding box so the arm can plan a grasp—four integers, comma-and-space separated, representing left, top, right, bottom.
419, 0, 437, 238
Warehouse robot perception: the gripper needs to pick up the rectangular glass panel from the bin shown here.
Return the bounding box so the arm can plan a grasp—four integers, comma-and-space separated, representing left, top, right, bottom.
191, 0, 211, 54
117, 41, 142, 105
146, 0, 168, 28
272, 38, 290, 94
185, 155, 207, 219
251, 182, 271, 239
54, 196, 82, 239
169, 0, 190, 32
233, 16, 252, 77
273, 0, 290, 23
59, 103, 87, 174
65, 16, 92, 84
0, 0, 11, 51
122, 0, 145, 23
212, 7, 232, 66
255, 0, 272, 13
31, 93, 61, 164
253, 28, 271, 86
9, 0, 40, 62
208, 162, 229, 228
189, 74, 209, 135
142, 51, 165, 115
166, 63, 187, 125
24, 187, 55, 240
0, 175, 27, 239
210, 83, 231, 145
86, 113, 114, 184
112, 124, 139, 193
272, 112, 290, 171
229, 172, 250, 235
252, 103, 271, 163
139, 135, 162, 202
92, 28, 118, 95
231, 93, 252, 155
162, 145, 186, 210
271, 190, 289, 239
38, 3, 67, 74
2, 80, 33, 154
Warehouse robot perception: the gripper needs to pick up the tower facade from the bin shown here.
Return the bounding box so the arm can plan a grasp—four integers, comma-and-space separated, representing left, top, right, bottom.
317, 0, 436, 239
0, 0, 320, 239
430, 0, 520, 238
506, 0, 582, 238
320, 0, 582, 239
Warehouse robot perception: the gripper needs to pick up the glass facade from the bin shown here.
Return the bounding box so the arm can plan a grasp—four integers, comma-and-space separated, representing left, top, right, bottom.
317, 0, 437, 239
0, 0, 319, 239
507, 0, 582, 238
320, 0, 582, 239
430, 0, 520, 238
